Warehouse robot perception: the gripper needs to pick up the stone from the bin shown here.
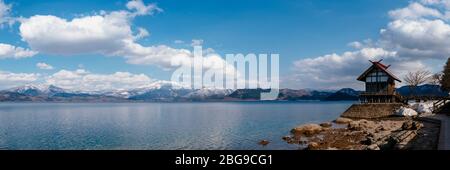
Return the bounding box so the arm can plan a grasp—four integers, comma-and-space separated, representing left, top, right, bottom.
320, 122, 332, 128
307, 142, 319, 150
334, 117, 353, 124
367, 144, 380, 150
412, 122, 424, 130
291, 124, 323, 137
258, 140, 270, 146
348, 119, 377, 131
361, 137, 374, 145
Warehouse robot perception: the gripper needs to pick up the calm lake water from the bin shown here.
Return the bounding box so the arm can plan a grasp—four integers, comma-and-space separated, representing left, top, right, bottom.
0, 101, 353, 150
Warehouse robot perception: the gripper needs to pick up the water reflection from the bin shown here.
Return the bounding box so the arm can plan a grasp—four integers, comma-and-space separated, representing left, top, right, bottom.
0, 102, 353, 150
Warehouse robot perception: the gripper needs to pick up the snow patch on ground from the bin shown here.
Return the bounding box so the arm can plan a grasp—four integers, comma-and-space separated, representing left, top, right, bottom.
408, 101, 434, 114
395, 107, 418, 117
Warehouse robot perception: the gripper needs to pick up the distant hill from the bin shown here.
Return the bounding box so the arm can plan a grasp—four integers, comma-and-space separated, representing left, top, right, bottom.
396, 84, 448, 97
1, 83, 446, 102
323, 88, 361, 101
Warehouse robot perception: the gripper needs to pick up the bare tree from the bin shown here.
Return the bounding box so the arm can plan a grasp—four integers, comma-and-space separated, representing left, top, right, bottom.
429, 72, 443, 85
403, 70, 431, 97
442, 58, 450, 91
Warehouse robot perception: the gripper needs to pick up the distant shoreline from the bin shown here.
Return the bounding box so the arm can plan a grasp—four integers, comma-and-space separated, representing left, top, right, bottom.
0, 100, 356, 104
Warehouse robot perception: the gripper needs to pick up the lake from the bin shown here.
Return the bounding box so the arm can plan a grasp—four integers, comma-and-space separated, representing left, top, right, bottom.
0, 101, 354, 150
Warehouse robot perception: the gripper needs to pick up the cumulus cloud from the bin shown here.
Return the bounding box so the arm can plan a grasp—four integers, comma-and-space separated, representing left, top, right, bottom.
18, 1, 232, 75
289, 0, 450, 89
46, 69, 154, 91
0, 71, 40, 89
19, 12, 133, 55
18, 5, 181, 68
388, 2, 443, 20
420, 0, 450, 9
380, 19, 450, 59
0, 69, 157, 91
36, 62, 54, 70
289, 48, 410, 89
0, 43, 38, 59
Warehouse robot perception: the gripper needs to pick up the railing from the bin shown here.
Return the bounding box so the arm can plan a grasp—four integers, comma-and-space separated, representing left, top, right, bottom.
404, 95, 449, 101
359, 92, 449, 105
359, 93, 401, 104
433, 98, 450, 113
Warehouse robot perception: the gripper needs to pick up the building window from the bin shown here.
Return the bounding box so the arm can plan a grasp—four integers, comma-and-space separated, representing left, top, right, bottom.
365, 70, 388, 83
365, 69, 390, 93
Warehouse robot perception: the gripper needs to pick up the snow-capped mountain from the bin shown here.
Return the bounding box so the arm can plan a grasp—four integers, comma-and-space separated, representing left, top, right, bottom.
184, 88, 235, 99
3, 83, 445, 102
100, 81, 192, 99
6, 84, 69, 96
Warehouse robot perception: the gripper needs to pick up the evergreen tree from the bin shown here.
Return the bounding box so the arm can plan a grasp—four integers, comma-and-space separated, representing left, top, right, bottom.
441, 57, 450, 91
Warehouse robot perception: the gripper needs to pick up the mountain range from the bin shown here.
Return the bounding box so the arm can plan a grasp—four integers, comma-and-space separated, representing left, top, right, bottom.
0, 83, 447, 102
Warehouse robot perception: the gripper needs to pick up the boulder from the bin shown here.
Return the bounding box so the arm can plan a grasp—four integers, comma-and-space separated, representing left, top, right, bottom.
348, 119, 377, 131
291, 124, 323, 137
367, 144, 380, 150
361, 137, 375, 145
334, 117, 353, 124
395, 107, 418, 117
320, 122, 332, 128
307, 142, 319, 150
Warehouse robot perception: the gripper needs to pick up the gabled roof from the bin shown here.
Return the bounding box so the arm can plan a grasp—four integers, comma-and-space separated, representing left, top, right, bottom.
357, 60, 402, 82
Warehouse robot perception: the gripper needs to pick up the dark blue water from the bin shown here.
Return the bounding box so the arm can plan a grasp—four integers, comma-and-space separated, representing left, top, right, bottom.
0, 101, 353, 150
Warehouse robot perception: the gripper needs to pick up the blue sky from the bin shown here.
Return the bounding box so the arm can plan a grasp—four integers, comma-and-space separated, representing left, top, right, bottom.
0, 0, 448, 90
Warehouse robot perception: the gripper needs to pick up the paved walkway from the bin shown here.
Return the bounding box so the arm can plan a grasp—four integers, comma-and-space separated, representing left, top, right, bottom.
429, 114, 450, 150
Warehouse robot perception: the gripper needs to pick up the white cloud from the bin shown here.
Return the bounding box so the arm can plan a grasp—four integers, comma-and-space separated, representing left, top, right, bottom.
36, 62, 54, 70
0, 69, 157, 91
18, 7, 188, 68
0, 0, 11, 26
389, 2, 443, 20
46, 69, 154, 91
0, 43, 38, 59
135, 27, 150, 39
117, 41, 192, 68
347, 41, 363, 49
380, 18, 450, 59
0, 71, 40, 89
289, 48, 411, 89
288, 0, 450, 89
126, 0, 162, 16
19, 12, 133, 55
191, 39, 204, 47
174, 40, 185, 44
17, 1, 232, 74
420, 0, 450, 9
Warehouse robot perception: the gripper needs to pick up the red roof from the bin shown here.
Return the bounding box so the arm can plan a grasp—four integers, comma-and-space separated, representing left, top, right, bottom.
357, 60, 402, 82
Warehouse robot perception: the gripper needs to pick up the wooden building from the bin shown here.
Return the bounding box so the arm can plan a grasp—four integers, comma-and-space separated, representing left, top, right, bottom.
357, 60, 402, 103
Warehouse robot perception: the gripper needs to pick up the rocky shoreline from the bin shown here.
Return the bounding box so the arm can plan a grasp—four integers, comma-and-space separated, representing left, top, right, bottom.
283, 117, 440, 150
